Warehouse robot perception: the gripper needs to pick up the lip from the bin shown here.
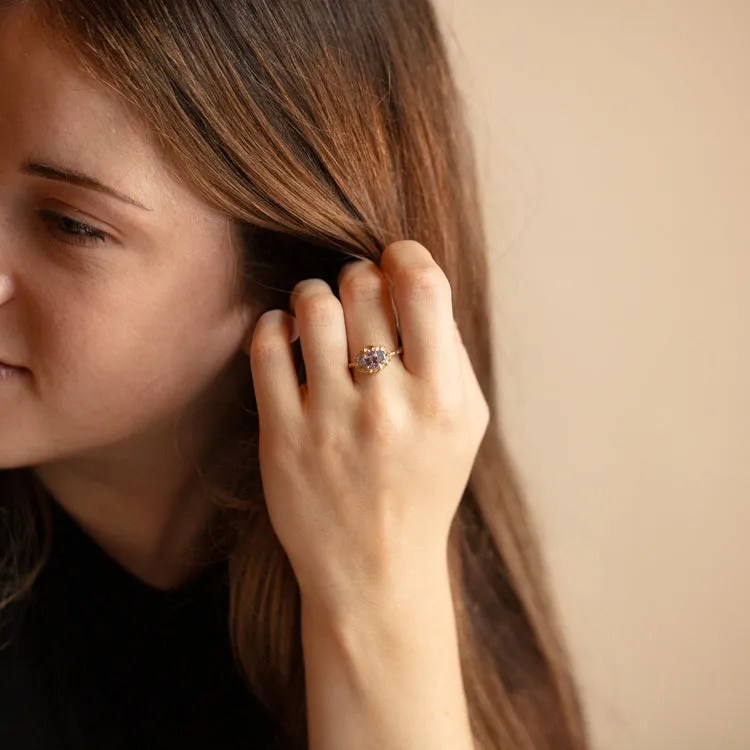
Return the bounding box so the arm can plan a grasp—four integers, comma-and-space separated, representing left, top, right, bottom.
0, 363, 26, 381
0, 361, 24, 370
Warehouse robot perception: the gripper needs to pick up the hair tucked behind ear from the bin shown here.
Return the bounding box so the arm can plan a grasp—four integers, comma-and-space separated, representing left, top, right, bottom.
0, 1, 589, 748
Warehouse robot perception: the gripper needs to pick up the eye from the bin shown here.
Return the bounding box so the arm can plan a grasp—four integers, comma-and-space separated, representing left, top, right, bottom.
38, 209, 109, 247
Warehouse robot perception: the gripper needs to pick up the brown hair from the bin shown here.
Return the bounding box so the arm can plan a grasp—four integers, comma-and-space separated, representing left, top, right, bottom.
0, 1, 589, 748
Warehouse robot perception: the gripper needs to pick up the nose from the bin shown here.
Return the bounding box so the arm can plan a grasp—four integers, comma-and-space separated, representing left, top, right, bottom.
0, 192, 12, 303
0, 177, 25, 307
0, 200, 17, 304
0, 275, 12, 305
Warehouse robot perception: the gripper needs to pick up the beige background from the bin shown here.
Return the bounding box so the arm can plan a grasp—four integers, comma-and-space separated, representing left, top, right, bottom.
434, 2, 750, 749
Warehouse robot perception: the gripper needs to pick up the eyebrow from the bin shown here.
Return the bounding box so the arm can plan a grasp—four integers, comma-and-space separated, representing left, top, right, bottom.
21, 160, 152, 212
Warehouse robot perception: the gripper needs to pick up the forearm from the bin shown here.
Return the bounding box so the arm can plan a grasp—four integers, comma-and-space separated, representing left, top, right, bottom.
300, 563, 475, 750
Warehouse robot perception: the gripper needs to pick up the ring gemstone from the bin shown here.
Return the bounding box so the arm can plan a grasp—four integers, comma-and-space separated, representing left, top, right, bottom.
355, 346, 389, 374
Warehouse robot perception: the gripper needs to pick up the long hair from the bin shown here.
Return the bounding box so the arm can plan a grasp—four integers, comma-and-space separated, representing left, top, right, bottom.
0, 2, 589, 748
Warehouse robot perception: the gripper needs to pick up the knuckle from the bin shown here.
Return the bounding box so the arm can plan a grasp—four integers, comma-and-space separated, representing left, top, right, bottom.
250, 312, 287, 363
399, 266, 451, 302
292, 277, 331, 296
357, 393, 402, 443
382, 239, 428, 264
418, 385, 462, 424
339, 272, 385, 303
250, 338, 286, 367
293, 278, 331, 296
296, 293, 342, 326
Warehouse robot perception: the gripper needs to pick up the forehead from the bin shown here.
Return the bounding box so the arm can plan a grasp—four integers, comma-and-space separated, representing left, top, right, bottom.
2, 7, 148, 166
0, 5, 199, 214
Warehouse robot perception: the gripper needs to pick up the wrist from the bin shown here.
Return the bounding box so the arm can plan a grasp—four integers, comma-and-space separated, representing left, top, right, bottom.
300, 552, 453, 632
300, 564, 457, 664
299, 565, 473, 750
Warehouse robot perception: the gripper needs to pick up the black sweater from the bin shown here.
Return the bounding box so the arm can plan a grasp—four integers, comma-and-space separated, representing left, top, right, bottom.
0, 497, 280, 749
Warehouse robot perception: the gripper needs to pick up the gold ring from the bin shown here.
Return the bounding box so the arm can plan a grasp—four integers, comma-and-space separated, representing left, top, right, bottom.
348, 345, 404, 375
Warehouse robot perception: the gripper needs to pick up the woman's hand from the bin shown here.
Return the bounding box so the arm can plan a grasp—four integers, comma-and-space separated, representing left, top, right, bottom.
247, 240, 490, 616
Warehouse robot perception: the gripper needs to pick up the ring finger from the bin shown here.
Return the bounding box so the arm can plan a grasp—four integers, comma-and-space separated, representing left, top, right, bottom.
336, 258, 402, 389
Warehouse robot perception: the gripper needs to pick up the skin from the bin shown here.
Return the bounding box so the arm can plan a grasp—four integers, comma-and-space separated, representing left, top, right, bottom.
0, 6, 256, 590
252, 241, 489, 750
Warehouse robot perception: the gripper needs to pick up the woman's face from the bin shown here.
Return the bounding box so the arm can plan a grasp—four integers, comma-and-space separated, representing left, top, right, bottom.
0, 6, 256, 471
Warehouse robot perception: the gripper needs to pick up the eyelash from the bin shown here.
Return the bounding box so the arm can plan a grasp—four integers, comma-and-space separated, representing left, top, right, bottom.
38, 209, 109, 247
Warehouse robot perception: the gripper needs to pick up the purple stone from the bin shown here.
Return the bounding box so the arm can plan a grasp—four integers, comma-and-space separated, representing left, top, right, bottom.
356, 347, 388, 372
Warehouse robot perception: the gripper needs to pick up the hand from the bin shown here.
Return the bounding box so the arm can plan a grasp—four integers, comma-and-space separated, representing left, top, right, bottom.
247, 240, 490, 615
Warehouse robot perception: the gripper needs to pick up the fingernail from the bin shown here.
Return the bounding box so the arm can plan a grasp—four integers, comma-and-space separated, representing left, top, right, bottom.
288, 314, 299, 343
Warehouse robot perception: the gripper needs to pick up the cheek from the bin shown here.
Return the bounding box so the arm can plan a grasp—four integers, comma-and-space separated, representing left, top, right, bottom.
2, 250, 248, 467
32, 296, 235, 440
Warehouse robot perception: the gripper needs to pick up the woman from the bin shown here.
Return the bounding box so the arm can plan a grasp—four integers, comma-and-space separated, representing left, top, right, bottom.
0, 1, 589, 748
